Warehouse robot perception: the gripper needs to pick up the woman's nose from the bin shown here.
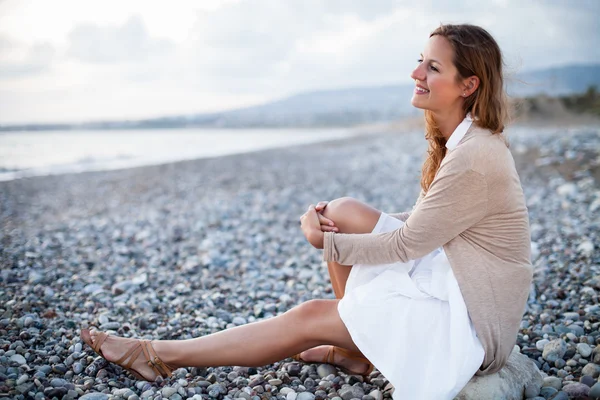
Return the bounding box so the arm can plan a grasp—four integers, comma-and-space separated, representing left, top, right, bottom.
410, 64, 425, 82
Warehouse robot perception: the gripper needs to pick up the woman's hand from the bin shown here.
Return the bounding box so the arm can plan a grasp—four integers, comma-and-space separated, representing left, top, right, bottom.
315, 201, 338, 233
300, 204, 325, 249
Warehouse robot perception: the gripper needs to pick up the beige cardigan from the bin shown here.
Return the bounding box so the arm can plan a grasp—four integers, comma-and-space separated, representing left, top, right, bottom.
323, 123, 532, 376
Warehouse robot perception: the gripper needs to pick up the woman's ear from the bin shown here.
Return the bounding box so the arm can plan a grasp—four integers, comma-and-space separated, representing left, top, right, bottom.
463, 75, 480, 97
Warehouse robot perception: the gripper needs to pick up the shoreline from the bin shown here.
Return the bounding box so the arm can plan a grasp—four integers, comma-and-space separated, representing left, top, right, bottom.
2, 116, 598, 185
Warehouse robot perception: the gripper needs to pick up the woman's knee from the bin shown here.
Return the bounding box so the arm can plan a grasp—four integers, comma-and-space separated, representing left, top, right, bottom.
290, 299, 338, 326
322, 197, 360, 221
322, 197, 380, 234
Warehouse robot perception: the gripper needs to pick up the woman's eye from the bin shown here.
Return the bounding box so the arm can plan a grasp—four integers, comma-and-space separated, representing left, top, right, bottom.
430, 65, 439, 72
417, 58, 423, 63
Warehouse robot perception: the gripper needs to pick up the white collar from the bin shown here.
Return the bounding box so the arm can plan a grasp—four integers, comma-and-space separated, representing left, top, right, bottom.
445, 113, 473, 150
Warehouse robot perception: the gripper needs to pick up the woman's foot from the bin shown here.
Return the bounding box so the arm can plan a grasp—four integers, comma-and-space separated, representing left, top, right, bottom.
294, 345, 372, 375
81, 328, 173, 381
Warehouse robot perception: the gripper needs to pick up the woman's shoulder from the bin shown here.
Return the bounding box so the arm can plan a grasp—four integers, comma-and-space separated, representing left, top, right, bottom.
449, 125, 514, 172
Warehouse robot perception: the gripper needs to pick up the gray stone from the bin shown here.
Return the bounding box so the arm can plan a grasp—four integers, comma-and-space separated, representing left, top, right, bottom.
543, 377, 563, 390
593, 347, 600, 364
454, 349, 543, 400
9, 354, 26, 365
542, 339, 567, 363
79, 394, 110, 400
368, 389, 382, 400
577, 343, 592, 358
580, 375, 596, 388
589, 382, 600, 399
562, 383, 590, 399
540, 386, 558, 398
296, 392, 315, 400
339, 386, 364, 400
549, 392, 568, 400
582, 363, 600, 378
317, 364, 337, 378
161, 387, 178, 398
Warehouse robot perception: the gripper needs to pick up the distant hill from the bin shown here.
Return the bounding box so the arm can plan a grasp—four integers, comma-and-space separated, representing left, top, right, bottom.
507, 64, 600, 97
2, 63, 599, 131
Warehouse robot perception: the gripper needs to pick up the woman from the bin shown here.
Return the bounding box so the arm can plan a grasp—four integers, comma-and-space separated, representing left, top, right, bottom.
81, 24, 533, 399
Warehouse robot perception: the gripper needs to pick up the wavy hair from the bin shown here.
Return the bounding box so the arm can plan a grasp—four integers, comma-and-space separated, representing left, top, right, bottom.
421, 24, 509, 194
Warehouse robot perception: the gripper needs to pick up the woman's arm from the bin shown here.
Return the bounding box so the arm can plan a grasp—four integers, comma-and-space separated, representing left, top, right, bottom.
323, 163, 488, 265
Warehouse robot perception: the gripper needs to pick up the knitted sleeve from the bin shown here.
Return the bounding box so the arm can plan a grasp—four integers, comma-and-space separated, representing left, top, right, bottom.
323, 161, 488, 265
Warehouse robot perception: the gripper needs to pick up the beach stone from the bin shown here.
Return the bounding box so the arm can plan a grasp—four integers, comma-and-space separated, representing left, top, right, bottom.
578, 343, 592, 358
339, 386, 364, 400
317, 364, 337, 378
548, 392, 568, 400
543, 339, 567, 363
593, 347, 600, 364
80, 394, 109, 400
368, 390, 382, 400
161, 387, 178, 398
562, 382, 590, 398
296, 392, 315, 400
582, 363, 600, 378
589, 382, 600, 399
540, 386, 558, 398
580, 375, 595, 387
577, 241, 594, 257
9, 354, 26, 365
537, 339, 550, 351
543, 377, 563, 390
454, 350, 543, 400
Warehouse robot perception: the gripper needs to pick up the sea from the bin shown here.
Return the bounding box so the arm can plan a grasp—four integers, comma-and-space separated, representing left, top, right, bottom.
0, 128, 361, 182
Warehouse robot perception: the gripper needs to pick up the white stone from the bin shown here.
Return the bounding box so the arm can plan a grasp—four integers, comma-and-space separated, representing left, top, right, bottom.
556, 183, 577, 197
454, 349, 543, 400
577, 241, 594, 257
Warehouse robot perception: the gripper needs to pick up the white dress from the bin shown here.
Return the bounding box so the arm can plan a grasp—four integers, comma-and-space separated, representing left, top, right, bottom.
336, 115, 486, 400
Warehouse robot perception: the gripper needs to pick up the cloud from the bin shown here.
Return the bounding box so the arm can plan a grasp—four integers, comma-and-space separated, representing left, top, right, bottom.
67, 14, 175, 64
0, 0, 599, 123
0, 34, 55, 79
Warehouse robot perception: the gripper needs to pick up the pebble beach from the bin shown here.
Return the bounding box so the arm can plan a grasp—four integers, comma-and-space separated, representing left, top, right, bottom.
1, 124, 599, 400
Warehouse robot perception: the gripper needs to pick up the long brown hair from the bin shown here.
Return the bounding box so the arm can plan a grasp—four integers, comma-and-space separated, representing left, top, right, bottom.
420, 24, 509, 194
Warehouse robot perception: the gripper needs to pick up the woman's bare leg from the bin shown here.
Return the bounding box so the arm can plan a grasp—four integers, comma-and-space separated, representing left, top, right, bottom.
87, 299, 361, 380
297, 197, 382, 368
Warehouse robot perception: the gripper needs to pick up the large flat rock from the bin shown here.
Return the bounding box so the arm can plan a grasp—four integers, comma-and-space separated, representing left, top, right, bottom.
455, 348, 543, 400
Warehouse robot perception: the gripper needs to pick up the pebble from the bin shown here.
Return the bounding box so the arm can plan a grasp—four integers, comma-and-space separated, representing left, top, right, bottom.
9, 354, 26, 365
542, 339, 567, 363
562, 382, 590, 398
589, 382, 600, 399
79, 394, 109, 400
296, 392, 315, 400
577, 343, 593, 358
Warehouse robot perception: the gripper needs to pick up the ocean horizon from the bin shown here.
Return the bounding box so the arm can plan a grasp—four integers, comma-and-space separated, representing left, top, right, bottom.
0, 127, 361, 182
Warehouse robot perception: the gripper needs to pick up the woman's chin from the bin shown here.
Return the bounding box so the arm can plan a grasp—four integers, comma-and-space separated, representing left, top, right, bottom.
410, 97, 428, 110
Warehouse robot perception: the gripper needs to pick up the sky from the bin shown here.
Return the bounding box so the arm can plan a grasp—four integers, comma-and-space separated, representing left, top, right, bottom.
0, 0, 598, 124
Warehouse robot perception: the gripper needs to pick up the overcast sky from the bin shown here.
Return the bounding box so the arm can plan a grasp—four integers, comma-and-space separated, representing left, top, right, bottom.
0, 0, 598, 124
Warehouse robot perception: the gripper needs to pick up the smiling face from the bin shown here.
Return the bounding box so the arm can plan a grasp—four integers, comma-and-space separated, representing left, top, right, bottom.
410, 35, 466, 114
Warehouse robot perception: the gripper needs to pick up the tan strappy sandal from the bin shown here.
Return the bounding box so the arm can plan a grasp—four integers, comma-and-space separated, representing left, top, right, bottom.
292, 346, 374, 377
80, 328, 175, 381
